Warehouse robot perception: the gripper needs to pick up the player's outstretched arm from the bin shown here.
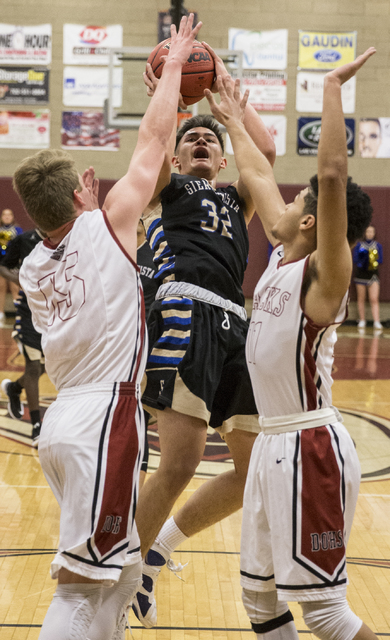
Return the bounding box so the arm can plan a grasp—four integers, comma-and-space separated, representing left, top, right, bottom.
305, 47, 376, 322
205, 76, 285, 241
202, 43, 276, 167
103, 14, 202, 256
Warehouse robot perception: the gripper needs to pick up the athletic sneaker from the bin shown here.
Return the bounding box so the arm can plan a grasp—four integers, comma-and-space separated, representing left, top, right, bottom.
131, 543, 187, 628
32, 423, 41, 448
373, 321, 383, 331
1, 378, 24, 420
357, 320, 366, 329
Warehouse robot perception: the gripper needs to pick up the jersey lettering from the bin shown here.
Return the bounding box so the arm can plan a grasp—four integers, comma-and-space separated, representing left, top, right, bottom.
253, 286, 291, 316
310, 530, 344, 552
101, 515, 122, 535
38, 251, 86, 326
200, 199, 233, 239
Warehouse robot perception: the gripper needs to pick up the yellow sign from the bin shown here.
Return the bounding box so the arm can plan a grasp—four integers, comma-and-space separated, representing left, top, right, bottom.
298, 31, 357, 70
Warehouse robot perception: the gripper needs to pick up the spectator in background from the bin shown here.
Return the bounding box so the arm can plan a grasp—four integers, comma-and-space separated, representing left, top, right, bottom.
0, 208, 23, 327
353, 224, 383, 332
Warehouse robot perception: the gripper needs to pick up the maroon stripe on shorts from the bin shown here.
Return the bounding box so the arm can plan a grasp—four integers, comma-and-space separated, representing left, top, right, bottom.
94, 383, 140, 557
300, 427, 345, 575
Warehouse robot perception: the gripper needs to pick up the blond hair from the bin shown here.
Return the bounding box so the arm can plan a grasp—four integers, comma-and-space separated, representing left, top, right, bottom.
13, 149, 81, 232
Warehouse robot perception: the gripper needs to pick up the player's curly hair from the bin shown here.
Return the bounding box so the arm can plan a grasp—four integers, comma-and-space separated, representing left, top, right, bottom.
303, 174, 373, 245
175, 115, 224, 153
13, 149, 81, 232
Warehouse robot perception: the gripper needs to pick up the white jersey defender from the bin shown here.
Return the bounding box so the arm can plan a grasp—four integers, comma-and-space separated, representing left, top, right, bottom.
20, 209, 147, 581
241, 245, 361, 602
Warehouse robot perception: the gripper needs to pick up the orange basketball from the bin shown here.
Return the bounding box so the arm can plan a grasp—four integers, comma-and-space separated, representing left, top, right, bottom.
147, 39, 215, 106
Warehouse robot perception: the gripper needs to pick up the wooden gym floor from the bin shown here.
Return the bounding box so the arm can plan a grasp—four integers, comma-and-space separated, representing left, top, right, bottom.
0, 323, 389, 639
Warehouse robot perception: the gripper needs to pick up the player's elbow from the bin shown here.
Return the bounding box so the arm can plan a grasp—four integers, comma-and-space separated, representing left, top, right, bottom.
318, 164, 347, 189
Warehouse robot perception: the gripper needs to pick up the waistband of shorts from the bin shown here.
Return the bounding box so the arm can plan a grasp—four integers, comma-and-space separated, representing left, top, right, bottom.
258, 406, 342, 434
155, 281, 247, 321
57, 381, 139, 399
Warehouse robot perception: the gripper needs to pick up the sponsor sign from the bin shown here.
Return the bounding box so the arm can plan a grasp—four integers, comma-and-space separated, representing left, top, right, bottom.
227, 114, 286, 156
296, 71, 355, 113
0, 24, 51, 64
358, 117, 390, 158
298, 31, 357, 70
297, 117, 355, 155
229, 28, 288, 70
63, 66, 122, 107
232, 70, 287, 111
0, 109, 50, 148
0, 66, 49, 104
63, 24, 123, 65
61, 111, 119, 150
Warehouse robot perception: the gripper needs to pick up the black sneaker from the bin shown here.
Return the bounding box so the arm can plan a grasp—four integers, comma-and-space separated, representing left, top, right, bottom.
32, 423, 41, 448
1, 378, 24, 420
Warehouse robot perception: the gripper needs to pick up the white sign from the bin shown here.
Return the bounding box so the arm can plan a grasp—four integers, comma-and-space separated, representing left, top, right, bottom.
226, 114, 286, 156
0, 24, 51, 64
296, 71, 356, 113
63, 66, 123, 107
359, 117, 390, 158
228, 28, 288, 70
63, 24, 123, 65
0, 109, 50, 148
233, 70, 287, 111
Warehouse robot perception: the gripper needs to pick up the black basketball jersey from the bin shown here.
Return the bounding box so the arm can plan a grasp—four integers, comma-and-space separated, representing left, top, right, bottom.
137, 240, 158, 318
143, 173, 249, 306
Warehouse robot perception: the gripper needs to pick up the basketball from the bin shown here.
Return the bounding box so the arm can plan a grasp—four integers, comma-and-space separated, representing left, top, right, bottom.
147, 39, 215, 106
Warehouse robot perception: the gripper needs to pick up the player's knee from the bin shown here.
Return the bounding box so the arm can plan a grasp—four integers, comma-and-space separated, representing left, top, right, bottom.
160, 455, 200, 486
242, 588, 293, 632
301, 598, 362, 640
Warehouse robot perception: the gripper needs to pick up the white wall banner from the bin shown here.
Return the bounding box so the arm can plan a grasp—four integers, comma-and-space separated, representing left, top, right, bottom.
296, 71, 355, 113
0, 109, 50, 148
63, 24, 123, 65
63, 66, 123, 107
226, 114, 286, 156
232, 70, 287, 111
228, 28, 288, 70
0, 24, 52, 65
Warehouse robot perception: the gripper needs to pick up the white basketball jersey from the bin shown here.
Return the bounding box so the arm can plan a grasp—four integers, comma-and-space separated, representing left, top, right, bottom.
246, 245, 347, 418
20, 209, 146, 389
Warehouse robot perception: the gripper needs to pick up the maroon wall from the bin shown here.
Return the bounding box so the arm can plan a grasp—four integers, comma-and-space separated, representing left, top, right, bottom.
2, 177, 388, 301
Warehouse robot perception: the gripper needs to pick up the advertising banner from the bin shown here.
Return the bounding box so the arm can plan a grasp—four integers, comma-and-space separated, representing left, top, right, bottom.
298, 31, 357, 70
0, 109, 50, 148
228, 28, 288, 70
0, 66, 49, 104
296, 71, 355, 113
63, 24, 123, 65
227, 114, 286, 156
232, 70, 287, 111
61, 111, 119, 150
358, 117, 390, 158
0, 24, 51, 65
297, 117, 355, 156
63, 66, 122, 107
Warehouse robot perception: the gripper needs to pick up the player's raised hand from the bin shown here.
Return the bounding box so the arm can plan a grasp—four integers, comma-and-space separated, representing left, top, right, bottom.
81, 166, 99, 209
143, 61, 188, 109
204, 76, 249, 127
166, 13, 203, 67
201, 42, 230, 93
325, 47, 376, 86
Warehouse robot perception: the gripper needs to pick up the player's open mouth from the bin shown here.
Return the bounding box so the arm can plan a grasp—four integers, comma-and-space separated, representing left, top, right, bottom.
193, 148, 209, 159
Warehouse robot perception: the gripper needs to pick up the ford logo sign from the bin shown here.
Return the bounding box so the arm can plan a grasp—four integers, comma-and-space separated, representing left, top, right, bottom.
314, 50, 342, 63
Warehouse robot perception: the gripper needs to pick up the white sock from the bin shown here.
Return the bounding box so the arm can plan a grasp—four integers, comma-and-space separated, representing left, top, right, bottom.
39, 583, 102, 640
155, 516, 188, 556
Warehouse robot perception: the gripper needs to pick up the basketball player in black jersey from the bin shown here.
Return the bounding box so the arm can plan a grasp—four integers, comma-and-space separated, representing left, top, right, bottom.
0, 228, 45, 446
132, 46, 276, 627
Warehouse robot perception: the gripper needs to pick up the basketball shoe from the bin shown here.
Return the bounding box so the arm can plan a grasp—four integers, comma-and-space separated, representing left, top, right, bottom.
32, 423, 41, 448
131, 541, 187, 628
1, 378, 24, 420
